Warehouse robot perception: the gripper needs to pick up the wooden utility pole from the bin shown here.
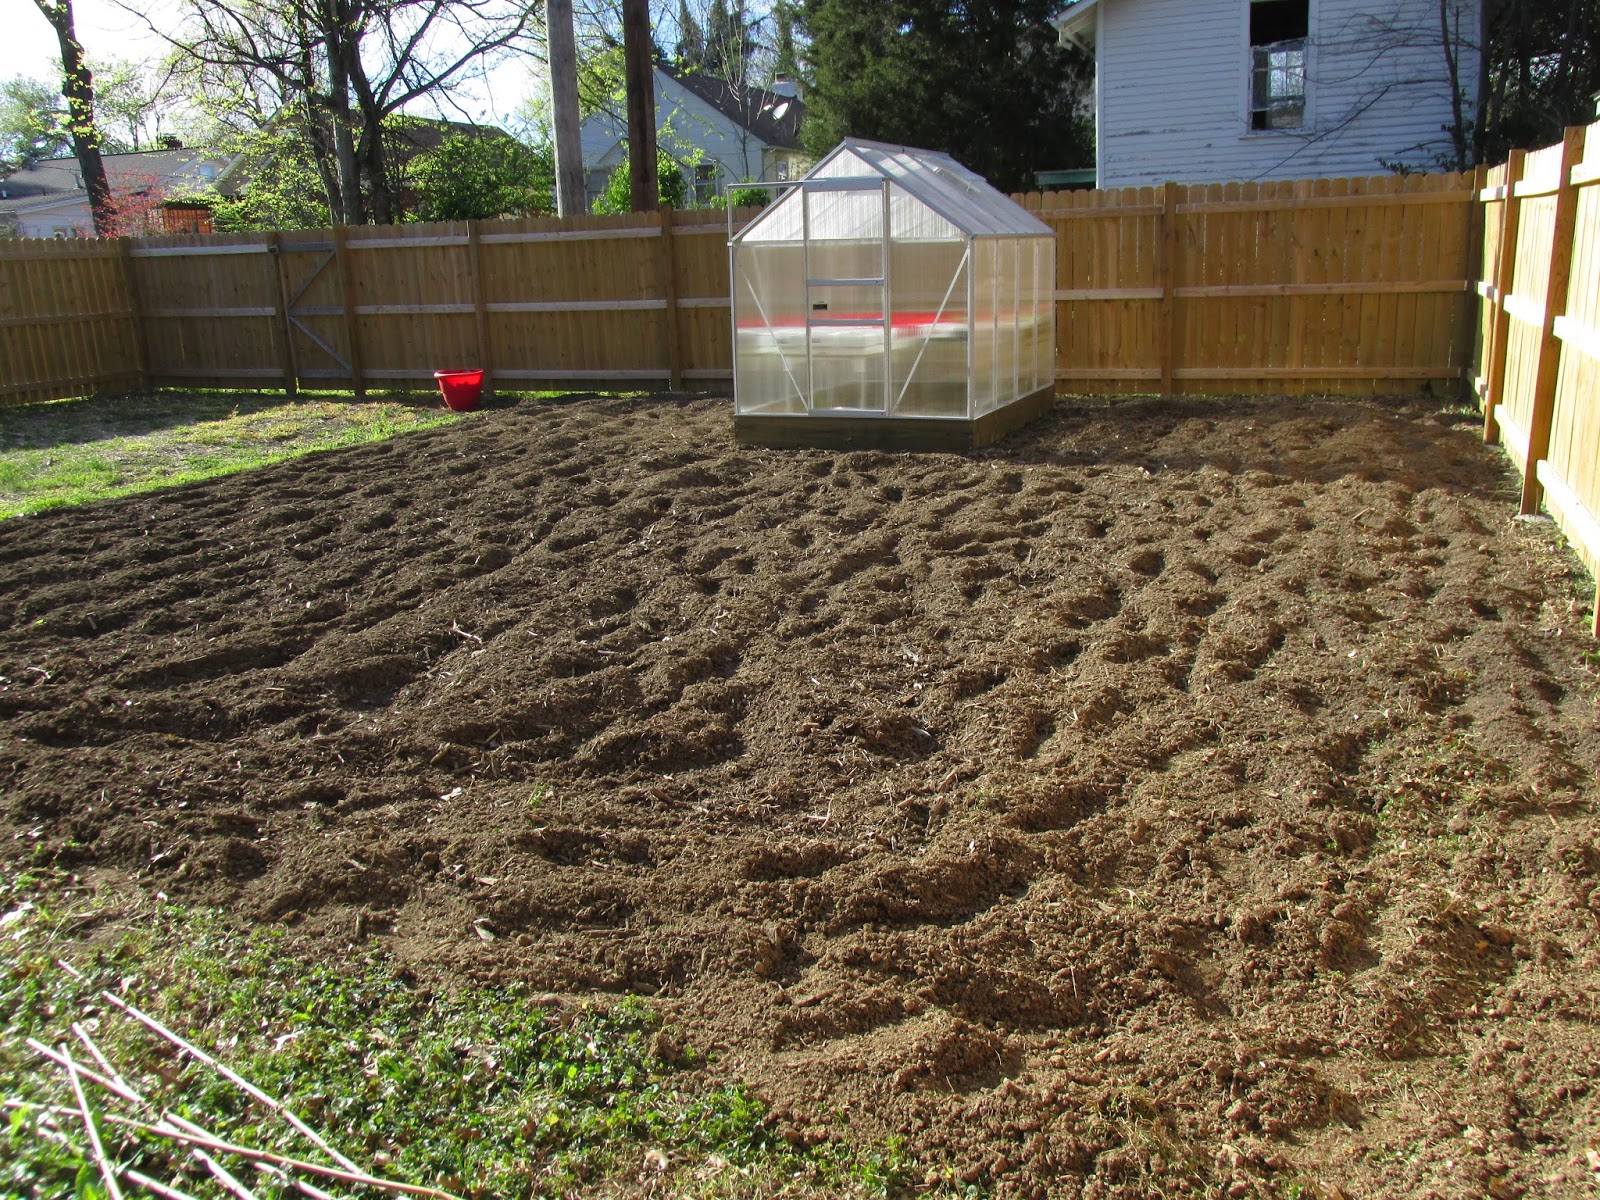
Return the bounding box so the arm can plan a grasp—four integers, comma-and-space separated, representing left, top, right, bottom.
622, 0, 659, 211
546, 0, 586, 217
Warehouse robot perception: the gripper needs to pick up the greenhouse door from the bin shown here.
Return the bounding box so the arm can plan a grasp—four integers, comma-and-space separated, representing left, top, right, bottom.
803, 179, 890, 414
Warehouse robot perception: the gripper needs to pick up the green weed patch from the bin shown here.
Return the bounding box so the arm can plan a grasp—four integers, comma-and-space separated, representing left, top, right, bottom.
0, 391, 466, 519
1, 871, 918, 1199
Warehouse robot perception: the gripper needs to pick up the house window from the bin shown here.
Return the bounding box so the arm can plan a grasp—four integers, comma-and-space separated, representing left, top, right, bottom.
1250, 0, 1308, 130
693, 163, 717, 206
775, 160, 790, 182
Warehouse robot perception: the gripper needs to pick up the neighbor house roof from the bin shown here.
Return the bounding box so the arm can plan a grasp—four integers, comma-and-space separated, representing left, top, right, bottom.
660, 66, 805, 149
0, 147, 233, 220
1049, 0, 1105, 49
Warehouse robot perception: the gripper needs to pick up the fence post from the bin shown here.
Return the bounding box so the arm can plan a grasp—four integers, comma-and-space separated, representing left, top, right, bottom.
1157, 181, 1178, 396
1518, 127, 1585, 515
1481, 149, 1526, 444
267, 232, 298, 397
468, 221, 493, 395
1462, 163, 1489, 402
659, 205, 683, 390
331, 223, 365, 398
116, 237, 150, 391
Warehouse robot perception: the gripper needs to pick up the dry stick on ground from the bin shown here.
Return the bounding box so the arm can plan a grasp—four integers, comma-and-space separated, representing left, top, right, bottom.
123, 1169, 206, 1200
0, 1098, 198, 1200
251, 1160, 339, 1200
4, 1097, 271, 1200
72, 1026, 336, 1200
74, 1021, 143, 1101
49, 967, 460, 1200
116, 1117, 464, 1200
185, 1145, 262, 1200
93, 984, 362, 1173
30, 1044, 452, 1200
56, 959, 355, 1175
29, 1040, 141, 1105
35, 1039, 265, 1200
59, 1044, 127, 1200
12, 1076, 461, 1200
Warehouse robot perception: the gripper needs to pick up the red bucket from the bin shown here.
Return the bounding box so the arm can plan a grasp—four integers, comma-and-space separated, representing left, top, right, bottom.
434, 369, 484, 412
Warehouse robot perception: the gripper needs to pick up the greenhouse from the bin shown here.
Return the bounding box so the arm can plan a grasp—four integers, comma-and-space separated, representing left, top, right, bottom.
731, 139, 1057, 451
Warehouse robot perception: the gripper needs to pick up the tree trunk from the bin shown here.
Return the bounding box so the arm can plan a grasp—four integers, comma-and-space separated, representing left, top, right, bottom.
326, 47, 364, 224
294, 29, 345, 225
336, 12, 396, 226
1440, 0, 1469, 170
363, 126, 395, 225
35, 0, 113, 235
622, 0, 659, 211
1472, 0, 1491, 163
547, 0, 587, 217
301, 87, 344, 225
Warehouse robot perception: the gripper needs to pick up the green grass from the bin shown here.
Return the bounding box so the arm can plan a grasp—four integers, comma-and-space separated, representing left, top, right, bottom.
0, 869, 924, 1199
0, 390, 473, 519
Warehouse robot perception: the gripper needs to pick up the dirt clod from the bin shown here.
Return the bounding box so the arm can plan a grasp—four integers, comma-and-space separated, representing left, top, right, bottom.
2, 392, 1598, 1198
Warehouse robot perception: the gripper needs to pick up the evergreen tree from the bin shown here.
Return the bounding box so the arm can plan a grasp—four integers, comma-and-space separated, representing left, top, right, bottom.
796, 0, 1093, 193
1476, 0, 1600, 164
704, 0, 752, 85
675, 0, 706, 69
771, 2, 802, 84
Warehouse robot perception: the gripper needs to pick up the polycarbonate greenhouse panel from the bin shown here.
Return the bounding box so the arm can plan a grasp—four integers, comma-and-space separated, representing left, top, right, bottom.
843, 141, 1055, 239
731, 139, 1056, 451
733, 242, 808, 415
889, 240, 969, 418
970, 238, 997, 417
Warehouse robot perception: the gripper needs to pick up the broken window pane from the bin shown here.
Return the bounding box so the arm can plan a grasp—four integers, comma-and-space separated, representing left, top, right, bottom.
1251, 39, 1306, 130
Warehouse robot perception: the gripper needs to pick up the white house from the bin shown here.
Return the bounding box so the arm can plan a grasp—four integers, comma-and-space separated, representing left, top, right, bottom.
1051, 0, 1480, 187
580, 66, 808, 208
0, 147, 235, 238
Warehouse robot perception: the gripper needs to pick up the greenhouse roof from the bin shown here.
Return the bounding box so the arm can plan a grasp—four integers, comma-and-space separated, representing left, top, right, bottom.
734, 139, 1054, 243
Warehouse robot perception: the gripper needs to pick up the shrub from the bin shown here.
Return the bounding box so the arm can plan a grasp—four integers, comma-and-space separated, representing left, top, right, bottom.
592, 151, 688, 213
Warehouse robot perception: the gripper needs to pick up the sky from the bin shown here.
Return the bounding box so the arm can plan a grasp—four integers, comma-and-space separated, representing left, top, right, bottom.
3, 0, 544, 130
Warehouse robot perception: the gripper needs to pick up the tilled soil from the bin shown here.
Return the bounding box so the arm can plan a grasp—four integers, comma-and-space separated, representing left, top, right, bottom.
3, 392, 1599, 1199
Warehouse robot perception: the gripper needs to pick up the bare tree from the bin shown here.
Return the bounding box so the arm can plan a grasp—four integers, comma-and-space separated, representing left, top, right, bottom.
137, 0, 540, 224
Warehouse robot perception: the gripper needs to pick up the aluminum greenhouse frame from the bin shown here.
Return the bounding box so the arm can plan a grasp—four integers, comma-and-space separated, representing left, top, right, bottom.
731, 139, 1057, 451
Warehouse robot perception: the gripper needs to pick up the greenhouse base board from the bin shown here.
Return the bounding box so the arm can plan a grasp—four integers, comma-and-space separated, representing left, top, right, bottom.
734, 385, 1056, 453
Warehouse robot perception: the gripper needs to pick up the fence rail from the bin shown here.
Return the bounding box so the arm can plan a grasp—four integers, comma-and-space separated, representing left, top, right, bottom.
3, 173, 1480, 409
1473, 119, 1600, 635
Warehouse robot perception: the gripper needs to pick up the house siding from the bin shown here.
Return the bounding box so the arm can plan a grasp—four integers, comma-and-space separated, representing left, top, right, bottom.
1094, 0, 1478, 186
580, 69, 796, 205
15, 199, 95, 238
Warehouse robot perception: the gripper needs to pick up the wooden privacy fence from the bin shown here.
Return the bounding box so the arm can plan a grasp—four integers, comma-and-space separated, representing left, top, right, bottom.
0, 237, 145, 405
145, 208, 751, 395
1017, 171, 1477, 396
1474, 118, 1600, 634
3, 173, 1479, 408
